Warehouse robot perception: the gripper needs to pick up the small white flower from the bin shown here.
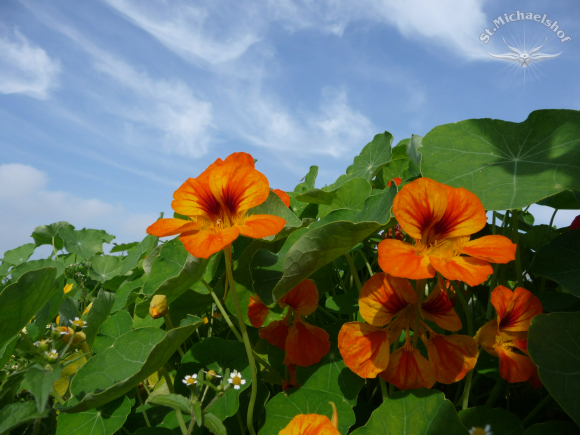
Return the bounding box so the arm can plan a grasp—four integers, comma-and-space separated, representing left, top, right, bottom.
70, 317, 87, 329
43, 349, 59, 363
469, 425, 492, 435
182, 374, 197, 387
34, 341, 40, 347
228, 370, 246, 390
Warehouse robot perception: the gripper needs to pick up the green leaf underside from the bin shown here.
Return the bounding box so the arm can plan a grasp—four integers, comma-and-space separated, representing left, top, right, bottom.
60, 322, 202, 413
351, 390, 468, 435
261, 387, 356, 435
420, 110, 580, 210
528, 313, 580, 425
55, 396, 131, 435
531, 229, 580, 297
0, 268, 59, 350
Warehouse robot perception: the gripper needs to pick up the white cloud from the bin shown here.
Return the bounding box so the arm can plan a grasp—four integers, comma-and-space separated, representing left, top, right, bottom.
103, 0, 261, 65
90, 54, 214, 157
235, 87, 375, 160
0, 163, 157, 258
103, 0, 489, 64
0, 29, 61, 99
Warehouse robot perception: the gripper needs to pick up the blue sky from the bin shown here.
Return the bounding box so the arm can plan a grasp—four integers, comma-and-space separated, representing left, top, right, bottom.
1, 0, 579, 257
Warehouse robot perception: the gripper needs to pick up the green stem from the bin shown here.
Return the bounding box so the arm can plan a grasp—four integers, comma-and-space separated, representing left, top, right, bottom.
345, 252, 362, 292
454, 282, 473, 336
486, 265, 500, 320
186, 418, 195, 435
317, 305, 338, 322
491, 212, 497, 235
549, 209, 558, 229
51, 386, 65, 405
413, 280, 426, 346
135, 386, 151, 427
379, 377, 389, 401
237, 408, 247, 435
358, 250, 374, 277
122, 427, 132, 435
522, 394, 552, 426
485, 378, 507, 407
460, 367, 474, 410
224, 246, 258, 435
202, 279, 243, 342
165, 313, 185, 358
511, 210, 523, 288
161, 369, 188, 435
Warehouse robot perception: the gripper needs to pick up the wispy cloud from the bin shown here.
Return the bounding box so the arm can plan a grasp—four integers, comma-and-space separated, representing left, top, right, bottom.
0, 29, 61, 99
233, 86, 375, 161
0, 163, 156, 257
103, 0, 489, 64
102, 0, 262, 65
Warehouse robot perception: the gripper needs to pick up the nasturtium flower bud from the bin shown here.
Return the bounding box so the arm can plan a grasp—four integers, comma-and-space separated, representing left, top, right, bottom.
149, 295, 168, 319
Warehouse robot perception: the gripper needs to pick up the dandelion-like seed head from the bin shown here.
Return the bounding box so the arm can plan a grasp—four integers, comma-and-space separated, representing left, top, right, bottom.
228, 370, 246, 390
470, 425, 492, 435
182, 374, 197, 387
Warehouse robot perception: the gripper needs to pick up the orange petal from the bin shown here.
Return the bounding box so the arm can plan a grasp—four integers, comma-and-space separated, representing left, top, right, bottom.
491, 286, 543, 332
286, 320, 330, 367
237, 214, 286, 239
172, 176, 221, 218
279, 279, 319, 317
283, 356, 300, 389
380, 341, 436, 390
386, 177, 402, 187
259, 318, 289, 350
146, 218, 201, 237
179, 227, 239, 259
421, 278, 462, 331
528, 366, 543, 389
475, 319, 499, 357
429, 255, 493, 287
279, 414, 340, 435
359, 272, 416, 327
425, 333, 478, 384
224, 152, 255, 168
498, 347, 535, 383
436, 184, 487, 239
378, 239, 435, 280
461, 235, 516, 264
392, 178, 448, 240
209, 162, 270, 213
273, 189, 291, 207
248, 294, 269, 328
337, 322, 390, 379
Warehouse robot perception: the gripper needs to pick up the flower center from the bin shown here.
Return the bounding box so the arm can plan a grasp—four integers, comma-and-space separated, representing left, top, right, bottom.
186, 378, 196, 385
232, 375, 242, 386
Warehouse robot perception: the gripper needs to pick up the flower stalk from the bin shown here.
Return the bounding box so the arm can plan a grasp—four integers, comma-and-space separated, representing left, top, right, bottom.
224, 245, 258, 435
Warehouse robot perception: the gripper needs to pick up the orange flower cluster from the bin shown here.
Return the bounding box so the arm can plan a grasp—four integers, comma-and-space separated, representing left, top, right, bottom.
248, 280, 330, 368
146, 152, 286, 259
339, 273, 478, 389
378, 178, 516, 286
476, 286, 543, 386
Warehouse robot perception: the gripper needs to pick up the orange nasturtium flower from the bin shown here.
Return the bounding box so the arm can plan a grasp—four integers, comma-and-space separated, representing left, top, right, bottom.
146, 152, 286, 259
378, 178, 516, 286
273, 189, 291, 207
279, 402, 339, 435
338, 273, 478, 390
248, 280, 330, 367
476, 285, 543, 385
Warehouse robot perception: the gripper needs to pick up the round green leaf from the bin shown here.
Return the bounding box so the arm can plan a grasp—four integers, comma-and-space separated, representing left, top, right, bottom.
459, 406, 523, 435
60, 322, 202, 412
421, 109, 580, 210
56, 396, 131, 435
261, 388, 355, 435
528, 313, 580, 425
10, 258, 65, 282
92, 310, 133, 353
2, 243, 35, 266
531, 229, 580, 297
351, 390, 468, 435
89, 255, 123, 283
